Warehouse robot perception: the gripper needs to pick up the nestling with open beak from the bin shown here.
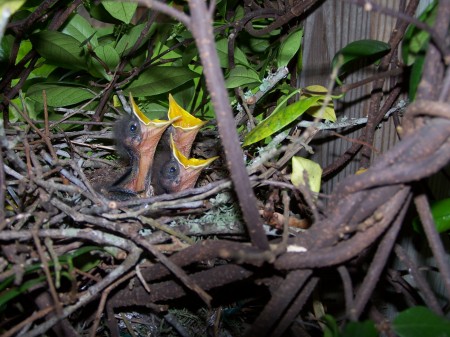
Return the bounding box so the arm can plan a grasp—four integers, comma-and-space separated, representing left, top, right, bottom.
107, 94, 177, 199
151, 94, 218, 195
152, 134, 218, 195
106, 112, 143, 199
107, 93, 218, 199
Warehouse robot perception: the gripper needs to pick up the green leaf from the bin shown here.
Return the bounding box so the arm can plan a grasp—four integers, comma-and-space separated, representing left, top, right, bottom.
332, 39, 390, 82
291, 156, 322, 193
95, 44, 120, 69
87, 43, 120, 79
243, 95, 323, 146
101, 1, 137, 24
393, 306, 450, 337
413, 198, 450, 233
0, 34, 14, 76
342, 321, 378, 337
27, 83, 96, 106
62, 14, 98, 46
249, 36, 271, 53
322, 314, 341, 337
408, 51, 426, 101
225, 65, 261, 88
125, 66, 200, 97
216, 38, 249, 68
0, 0, 26, 16
0, 276, 46, 308
402, 1, 437, 66
277, 27, 303, 68
115, 23, 154, 56
86, 2, 119, 24
30, 31, 86, 70
402, 1, 437, 101
303, 85, 337, 122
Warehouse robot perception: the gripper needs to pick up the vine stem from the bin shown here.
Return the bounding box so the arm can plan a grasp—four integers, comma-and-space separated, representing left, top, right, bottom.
186, 0, 270, 250
132, 0, 269, 250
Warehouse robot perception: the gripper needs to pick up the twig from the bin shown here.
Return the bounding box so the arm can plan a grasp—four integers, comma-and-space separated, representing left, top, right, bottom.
0, 306, 54, 337
351, 189, 410, 320
414, 193, 450, 298
188, 0, 269, 250
31, 229, 63, 317
270, 276, 319, 337
337, 266, 354, 320
88, 270, 136, 337
245, 270, 312, 337
137, 0, 191, 27
17, 239, 142, 337
394, 244, 443, 315
133, 222, 212, 307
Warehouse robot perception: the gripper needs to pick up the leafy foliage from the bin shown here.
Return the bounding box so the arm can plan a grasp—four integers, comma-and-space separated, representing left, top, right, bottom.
393, 306, 450, 337
323, 315, 378, 337
332, 39, 391, 84
413, 198, 450, 233
401, 0, 438, 100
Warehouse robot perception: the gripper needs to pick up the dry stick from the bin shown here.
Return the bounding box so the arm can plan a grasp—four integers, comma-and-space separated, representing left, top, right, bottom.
19, 242, 142, 337
334, 67, 404, 95
43, 90, 50, 139
439, 65, 450, 101
244, 269, 313, 337
337, 265, 355, 320
351, 189, 411, 320
9, 100, 58, 159
244, 0, 318, 37
394, 244, 443, 315
0, 140, 5, 228
322, 85, 402, 177
187, 0, 269, 250
133, 223, 212, 307
329, 131, 380, 154
414, 194, 450, 298
89, 271, 136, 337
272, 190, 291, 256
0, 306, 54, 337
271, 276, 320, 337
113, 178, 233, 208
31, 230, 64, 317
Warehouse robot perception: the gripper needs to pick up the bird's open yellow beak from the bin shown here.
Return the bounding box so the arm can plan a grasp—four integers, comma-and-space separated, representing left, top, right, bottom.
124, 93, 179, 193
168, 94, 207, 157
170, 135, 218, 192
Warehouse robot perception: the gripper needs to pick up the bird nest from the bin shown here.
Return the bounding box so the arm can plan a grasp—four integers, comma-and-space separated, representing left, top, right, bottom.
1, 1, 450, 337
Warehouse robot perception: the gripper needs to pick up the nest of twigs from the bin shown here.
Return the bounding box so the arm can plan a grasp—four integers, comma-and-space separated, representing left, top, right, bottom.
1, 1, 450, 337
2, 97, 449, 337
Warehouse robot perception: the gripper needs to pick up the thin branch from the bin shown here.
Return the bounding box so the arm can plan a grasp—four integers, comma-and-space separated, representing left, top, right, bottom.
338, 265, 355, 320
187, 0, 269, 250
137, 0, 191, 27
351, 190, 411, 320
414, 193, 450, 297
394, 244, 443, 315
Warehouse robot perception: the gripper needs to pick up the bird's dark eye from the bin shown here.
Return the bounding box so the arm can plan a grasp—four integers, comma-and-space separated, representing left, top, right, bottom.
161, 160, 179, 179
129, 123, 137, 133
